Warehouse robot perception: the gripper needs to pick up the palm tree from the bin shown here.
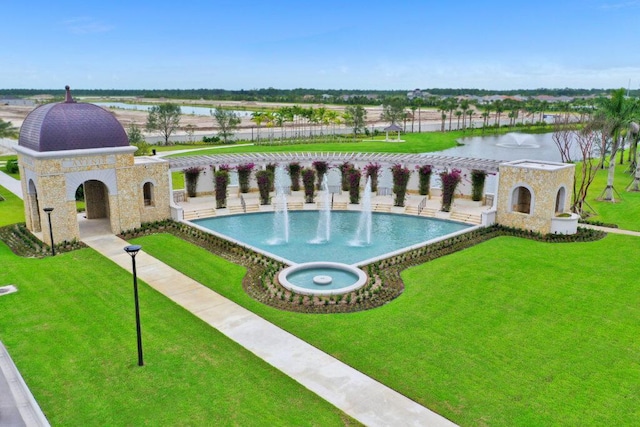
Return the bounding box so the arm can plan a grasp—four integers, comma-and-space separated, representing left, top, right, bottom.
0, 119, 19, 139
466, 109, 474, 131
314, 107, 327, 138
493, 100, 504, 128
595, 89, 639, 201
455, 110, 463, 130
459, 100, 470, 129
447, 98, 458, 131
251, 112, 265, 142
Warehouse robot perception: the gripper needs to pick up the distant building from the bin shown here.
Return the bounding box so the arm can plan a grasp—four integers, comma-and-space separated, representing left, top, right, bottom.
407, 88, 423, 100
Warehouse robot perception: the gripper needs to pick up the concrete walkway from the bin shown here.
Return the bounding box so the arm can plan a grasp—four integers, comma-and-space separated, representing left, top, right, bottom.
0, 170, 23, 198
0, 342, 49, 426
82, 230, 456, 427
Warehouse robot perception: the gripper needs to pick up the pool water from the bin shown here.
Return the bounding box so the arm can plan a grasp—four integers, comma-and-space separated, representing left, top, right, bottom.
192, 211, 471, 265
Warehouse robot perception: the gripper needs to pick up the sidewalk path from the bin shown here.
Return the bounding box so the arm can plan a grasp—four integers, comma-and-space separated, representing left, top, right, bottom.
0, 341, 50, 426
582, 223, 640, 237
154, 143, 254, 158
0, 170, 22, 199
82, 232, 456, 427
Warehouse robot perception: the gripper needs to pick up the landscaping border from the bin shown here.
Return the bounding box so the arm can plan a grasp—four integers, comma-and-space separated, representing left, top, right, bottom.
116, 220, 606, 314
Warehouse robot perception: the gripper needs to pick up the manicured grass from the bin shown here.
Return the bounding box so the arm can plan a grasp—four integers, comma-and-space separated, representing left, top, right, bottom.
0, 242, 356, 426
172, 171, 185, 190
167, 131, 464, 157
584, 161, 640, 230
0, 155, 20, 179
0, 185, 24, 226
133, 233, 640, 426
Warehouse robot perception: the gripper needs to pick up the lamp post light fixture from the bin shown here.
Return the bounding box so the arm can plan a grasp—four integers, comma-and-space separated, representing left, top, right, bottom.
124, 244, 144, 367
43, 207, 55, 256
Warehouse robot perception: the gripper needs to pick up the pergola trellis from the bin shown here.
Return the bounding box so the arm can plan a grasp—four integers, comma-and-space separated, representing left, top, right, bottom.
167, 152, 503, 174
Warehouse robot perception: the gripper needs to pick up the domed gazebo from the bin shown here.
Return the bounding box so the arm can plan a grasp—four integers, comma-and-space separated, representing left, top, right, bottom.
14, 86, 171, 245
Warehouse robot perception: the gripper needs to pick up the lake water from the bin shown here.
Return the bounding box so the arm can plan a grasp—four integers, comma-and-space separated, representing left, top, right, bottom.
437, 132, 576, 163
93, 102, 253, 117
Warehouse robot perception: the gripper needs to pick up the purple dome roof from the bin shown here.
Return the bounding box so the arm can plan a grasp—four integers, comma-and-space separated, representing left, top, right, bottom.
19, 87, 128, 152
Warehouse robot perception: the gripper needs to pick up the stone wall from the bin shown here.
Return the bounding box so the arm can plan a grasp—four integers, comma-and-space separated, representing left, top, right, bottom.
496, 160, 575, 234
16, 146, 171, 243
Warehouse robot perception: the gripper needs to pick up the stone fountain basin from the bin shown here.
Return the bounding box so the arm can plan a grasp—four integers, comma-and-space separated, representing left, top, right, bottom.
279, 262, 367, 296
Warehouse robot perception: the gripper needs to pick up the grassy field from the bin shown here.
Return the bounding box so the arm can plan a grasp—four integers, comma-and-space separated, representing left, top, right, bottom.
585, 162, 640, 230
2, 129, 640, 425
132, 233, 640, 426
0, 241, 356, 426
0, 185, 24, 226
166, 131, 465, 157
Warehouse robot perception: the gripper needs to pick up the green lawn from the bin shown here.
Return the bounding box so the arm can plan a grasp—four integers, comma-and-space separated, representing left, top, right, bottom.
0, 185, 24, 226
166, 131, 464, 157
132, 233, 640, 426
0, 241, 356, 426
172, 171, 185, 190
0, 155, 20, 179
585, 162, 640, 230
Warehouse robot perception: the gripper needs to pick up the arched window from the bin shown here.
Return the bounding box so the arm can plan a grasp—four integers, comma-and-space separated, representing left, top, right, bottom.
555, 187, 566, 213
143, 182, 154, 206
511, 186, 532, 214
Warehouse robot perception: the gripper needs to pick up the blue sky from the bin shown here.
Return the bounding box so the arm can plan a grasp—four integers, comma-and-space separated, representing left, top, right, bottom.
2, 0, 639, 90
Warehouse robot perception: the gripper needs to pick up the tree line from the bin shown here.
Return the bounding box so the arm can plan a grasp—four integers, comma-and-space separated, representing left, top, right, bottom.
1, 87, 636, 105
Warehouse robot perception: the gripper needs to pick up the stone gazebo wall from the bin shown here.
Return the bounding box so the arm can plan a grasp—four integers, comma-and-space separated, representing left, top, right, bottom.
496, 160, 576, 235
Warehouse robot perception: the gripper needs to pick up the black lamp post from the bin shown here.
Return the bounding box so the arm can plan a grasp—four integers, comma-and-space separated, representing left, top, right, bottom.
43, 207, 55, 256
124, 244, 144, 367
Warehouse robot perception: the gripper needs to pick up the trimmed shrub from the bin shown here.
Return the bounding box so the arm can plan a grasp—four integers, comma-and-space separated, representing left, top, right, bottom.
302, 168, 316, 203
471, 169, 487, 201
416, 164, 432, 196
256, 170, 272, 205
440, 169, 462, 212
287, 162, 301, 191
236, 163, 255, 193
183, 166, 204, 197
214, 169, 229, 208
348, 168, 361, 204
364, 162, 381, 193
391, 164, 411, 207
312, 160, 329, 190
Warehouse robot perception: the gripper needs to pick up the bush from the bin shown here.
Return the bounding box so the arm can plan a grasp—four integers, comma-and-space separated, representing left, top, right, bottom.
471, 169, 487, 201
202, 135, 221, 143
5, 159, 18, 174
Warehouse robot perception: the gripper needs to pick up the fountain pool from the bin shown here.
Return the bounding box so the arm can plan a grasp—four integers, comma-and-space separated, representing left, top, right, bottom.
279, 262, 367, 296
191, 211, 472, 266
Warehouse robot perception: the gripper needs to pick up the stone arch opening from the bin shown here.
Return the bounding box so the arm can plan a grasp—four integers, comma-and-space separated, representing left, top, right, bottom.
511, 185, 533, 214
27, 179, 42, 232
83, 180, 110, 220
143, 181, 155, 206
555, 186, 566, 213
